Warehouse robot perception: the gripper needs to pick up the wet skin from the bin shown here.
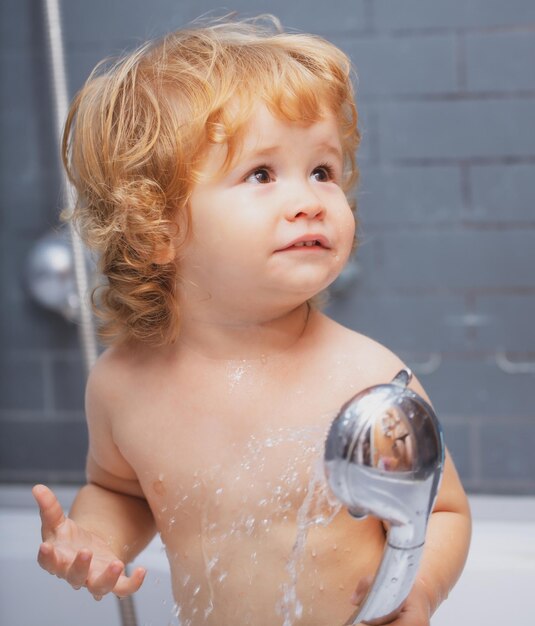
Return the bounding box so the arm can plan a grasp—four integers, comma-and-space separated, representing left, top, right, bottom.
96, 311, 390, 625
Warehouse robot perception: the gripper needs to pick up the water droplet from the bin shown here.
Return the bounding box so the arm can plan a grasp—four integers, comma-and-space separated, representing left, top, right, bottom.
391, 577, 398, 583
245, 516, 255, 534
152, 479, 165, 495
207, 556, 218, 573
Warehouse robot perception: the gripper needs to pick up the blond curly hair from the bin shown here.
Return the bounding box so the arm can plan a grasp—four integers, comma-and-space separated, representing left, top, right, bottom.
63, 15, 360, 346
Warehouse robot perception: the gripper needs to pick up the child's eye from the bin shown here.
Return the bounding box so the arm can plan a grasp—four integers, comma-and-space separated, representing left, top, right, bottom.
245, 167, 273, 184
311, 164, 336, 182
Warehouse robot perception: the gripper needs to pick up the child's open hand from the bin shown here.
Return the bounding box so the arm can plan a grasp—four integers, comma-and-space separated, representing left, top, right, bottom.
32, 484, 146, 600
351, 576, 432, 626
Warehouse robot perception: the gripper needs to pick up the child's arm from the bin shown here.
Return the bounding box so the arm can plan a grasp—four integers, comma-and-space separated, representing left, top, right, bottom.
33, 350, 157, 599
409, 450, 472, 614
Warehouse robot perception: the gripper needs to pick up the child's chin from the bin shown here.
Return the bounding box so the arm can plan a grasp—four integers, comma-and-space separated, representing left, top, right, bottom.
283, 280, 335, 304
302, 272, 342, 295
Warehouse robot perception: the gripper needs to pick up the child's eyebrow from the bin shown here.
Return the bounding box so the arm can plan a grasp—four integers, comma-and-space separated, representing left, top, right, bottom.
318, 142, 344, 162
241, 145, 280, 161
241, 142, 343, 163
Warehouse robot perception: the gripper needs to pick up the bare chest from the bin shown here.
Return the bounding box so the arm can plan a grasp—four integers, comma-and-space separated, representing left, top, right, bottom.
122, 374, 334, 505
108, 348, 386, 625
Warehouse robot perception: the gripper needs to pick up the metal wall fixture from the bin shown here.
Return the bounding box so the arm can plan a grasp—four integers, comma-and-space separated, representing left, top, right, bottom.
26, 226, 96, 323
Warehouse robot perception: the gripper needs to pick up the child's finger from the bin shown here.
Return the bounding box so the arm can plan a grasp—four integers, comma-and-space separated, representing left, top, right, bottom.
66, 549, 93, 589
114, 567, 147, 598
88, 560, 125, 598
37, 542, 61, 576
32, 484, 66, 536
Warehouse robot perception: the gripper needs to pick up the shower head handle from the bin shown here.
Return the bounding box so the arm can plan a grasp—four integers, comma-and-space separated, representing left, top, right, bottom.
324, 368, 444, 624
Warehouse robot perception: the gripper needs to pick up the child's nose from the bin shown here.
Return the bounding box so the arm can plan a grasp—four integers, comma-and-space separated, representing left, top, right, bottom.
285, 188, 325, 222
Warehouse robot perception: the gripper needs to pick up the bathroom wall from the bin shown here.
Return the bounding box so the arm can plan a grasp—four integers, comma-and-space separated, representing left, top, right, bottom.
1, 0, 534, 493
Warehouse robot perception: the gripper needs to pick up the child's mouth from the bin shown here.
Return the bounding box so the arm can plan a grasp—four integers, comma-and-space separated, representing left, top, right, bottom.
292, 240, 322, 248
277, 236, 330, 251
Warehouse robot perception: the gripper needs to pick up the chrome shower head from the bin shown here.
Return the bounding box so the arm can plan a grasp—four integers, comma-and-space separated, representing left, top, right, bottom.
324, 369, 444, 624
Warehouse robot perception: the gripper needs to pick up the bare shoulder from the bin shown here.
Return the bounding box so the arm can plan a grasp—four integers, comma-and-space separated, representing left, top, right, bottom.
311, 311, 428, 398
87, 339, 159, 398
313, 312, 405, 375
86, 339, 153, 419
87, 343, 131, 408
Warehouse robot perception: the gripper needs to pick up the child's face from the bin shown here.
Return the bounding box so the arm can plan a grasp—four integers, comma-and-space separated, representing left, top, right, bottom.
178, 103, 355, 317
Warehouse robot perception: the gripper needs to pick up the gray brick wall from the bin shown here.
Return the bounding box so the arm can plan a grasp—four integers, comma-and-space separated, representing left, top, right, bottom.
1, 0, 534, 493
330, 1, 535, 494
465, 31, 535, 92
373, 0, 535, 30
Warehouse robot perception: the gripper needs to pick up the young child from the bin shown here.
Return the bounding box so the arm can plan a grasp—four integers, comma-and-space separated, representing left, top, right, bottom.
33, 16, 471, 626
